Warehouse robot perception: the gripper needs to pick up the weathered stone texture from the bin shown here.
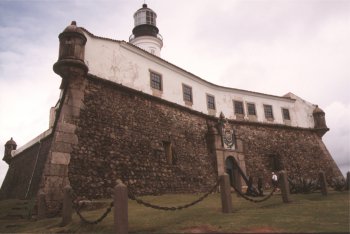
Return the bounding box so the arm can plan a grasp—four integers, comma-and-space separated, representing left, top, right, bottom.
67, 76, 343, 198
232, 123, 343, 184
68, 77, 218, 198
0, 136, 53, 199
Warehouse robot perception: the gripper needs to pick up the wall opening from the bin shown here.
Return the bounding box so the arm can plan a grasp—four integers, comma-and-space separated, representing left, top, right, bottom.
270, 154, 283, 172
163, 141, 174, 164
225, 156, 242, 190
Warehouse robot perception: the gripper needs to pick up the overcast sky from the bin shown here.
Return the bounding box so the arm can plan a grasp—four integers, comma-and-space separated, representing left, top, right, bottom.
0, 0, 349, 185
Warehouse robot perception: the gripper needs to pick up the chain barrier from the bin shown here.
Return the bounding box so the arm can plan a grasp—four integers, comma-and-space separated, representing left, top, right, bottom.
231, 184, 278, 203
66, 176, 275, 223
128, 179, 220, 211
74, 201, 114, 225
71, 189, 113, 224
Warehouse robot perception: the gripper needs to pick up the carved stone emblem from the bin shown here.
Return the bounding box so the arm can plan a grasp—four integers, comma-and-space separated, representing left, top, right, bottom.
218, 112, 236, 150
222, 123, 235, 149
219, 112, 236, 150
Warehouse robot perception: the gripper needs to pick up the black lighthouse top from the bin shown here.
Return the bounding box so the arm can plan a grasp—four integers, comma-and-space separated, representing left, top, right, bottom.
131, 4, 160, 38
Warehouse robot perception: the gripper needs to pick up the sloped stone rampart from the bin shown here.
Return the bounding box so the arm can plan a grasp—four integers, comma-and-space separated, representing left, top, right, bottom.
233, 124, 343, 184
69, 77, 218, 198
68, 76, 343, 198
0, 136, 53, 199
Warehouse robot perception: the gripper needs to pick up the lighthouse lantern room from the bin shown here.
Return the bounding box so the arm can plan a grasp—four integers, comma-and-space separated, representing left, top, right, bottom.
129, 4, 163, 56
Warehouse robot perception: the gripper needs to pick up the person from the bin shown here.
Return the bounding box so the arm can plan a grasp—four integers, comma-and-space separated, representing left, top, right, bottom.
245, 176, 259, 197
272, 172, 278, 188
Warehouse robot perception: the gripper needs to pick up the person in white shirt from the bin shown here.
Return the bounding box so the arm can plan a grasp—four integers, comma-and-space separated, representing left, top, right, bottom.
272, 172, 278, 187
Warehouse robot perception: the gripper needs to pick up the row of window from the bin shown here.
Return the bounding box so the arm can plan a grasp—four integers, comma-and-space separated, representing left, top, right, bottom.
233, 101, 291, 120
150, 71, 291, 121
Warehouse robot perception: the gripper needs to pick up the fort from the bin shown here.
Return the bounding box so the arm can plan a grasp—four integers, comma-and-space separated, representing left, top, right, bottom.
0, 4, 343, 212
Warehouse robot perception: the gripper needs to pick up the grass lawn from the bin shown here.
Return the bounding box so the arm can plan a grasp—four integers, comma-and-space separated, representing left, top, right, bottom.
0, 190, 349, 233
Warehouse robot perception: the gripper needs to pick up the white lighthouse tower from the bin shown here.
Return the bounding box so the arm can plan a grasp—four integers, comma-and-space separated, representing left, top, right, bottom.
129, 4, 163, 57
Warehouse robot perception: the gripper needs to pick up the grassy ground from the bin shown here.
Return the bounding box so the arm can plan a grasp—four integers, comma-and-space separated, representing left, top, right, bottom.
0, 190, 349, 233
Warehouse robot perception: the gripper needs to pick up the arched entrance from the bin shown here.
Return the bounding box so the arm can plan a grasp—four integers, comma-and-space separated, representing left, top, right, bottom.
225, 156, 242, 191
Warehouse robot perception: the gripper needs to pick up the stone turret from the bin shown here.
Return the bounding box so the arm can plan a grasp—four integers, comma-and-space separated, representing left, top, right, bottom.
38, 21, 90, 216
53, 21, 88, 88
3, 138, 17, 164
313, 105, 329, 137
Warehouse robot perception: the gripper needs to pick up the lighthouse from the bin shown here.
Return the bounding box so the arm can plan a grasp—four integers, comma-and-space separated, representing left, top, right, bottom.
129, 4, 163, 57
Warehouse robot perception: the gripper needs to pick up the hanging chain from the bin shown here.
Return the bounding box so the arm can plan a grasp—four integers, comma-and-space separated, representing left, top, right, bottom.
231, 184, 278, 203
128, 179, 220, 211
72, 200, 114, 225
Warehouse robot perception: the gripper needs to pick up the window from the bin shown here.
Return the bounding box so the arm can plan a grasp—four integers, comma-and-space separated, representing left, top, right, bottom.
150, 71, 162, 91
247, 103, 256, 116
135, 11, 146, 26
234, 101, 244, 115
146, 11, 156, 25
282, 108, 291, 120
264, 105, 274, 119
182, 84, 193, 103
135, 10, 156, 26
207, 94, 216, 110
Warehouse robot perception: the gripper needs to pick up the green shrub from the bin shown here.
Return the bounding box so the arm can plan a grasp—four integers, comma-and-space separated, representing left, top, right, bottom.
289, 177, 319, 194
330, 177, 346, 191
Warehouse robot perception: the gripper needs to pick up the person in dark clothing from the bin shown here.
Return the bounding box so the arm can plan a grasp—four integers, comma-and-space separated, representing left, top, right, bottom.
245, 176, 259, 197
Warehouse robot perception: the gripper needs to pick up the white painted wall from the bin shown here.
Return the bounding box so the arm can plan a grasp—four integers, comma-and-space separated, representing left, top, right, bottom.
84, 31, 316, 129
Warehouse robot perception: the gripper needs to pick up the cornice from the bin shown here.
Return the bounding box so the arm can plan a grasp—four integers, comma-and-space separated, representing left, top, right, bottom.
81, 27, 295, 103
87, 74, 312, 132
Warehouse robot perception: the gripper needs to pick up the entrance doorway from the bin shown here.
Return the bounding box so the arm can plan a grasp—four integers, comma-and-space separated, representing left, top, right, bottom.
225, 156, 242, 191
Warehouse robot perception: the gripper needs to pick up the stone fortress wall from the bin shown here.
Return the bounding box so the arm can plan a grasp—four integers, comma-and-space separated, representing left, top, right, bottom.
66, 74, 342, 198
0, 19, 343, 204
0, 136, 53, 199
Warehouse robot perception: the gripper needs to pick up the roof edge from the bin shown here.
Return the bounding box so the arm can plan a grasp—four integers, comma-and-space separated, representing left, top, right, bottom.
81, 27, 296, 102
12, 128, 53, 157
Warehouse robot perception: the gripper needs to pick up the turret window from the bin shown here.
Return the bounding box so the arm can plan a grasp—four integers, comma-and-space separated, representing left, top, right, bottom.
150, 71, 162, 91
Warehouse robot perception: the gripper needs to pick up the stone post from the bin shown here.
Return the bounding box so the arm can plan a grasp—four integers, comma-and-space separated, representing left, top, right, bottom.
37, 192, 46, 219
346, 171, 350, 191
114, 180, 128, 234
60, 185, 73, 226
220, 174, 232, 213
318, 171, 328, 196
279, 170, 291, 203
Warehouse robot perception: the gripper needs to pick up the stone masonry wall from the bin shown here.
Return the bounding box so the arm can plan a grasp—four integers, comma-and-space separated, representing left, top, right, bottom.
68, 76, 218, 198
68, 75, 343, 198
0, 135, 52, 199
230, 123, 343, 185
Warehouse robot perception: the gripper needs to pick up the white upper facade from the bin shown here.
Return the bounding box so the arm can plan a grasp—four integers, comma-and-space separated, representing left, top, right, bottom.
83, 29, 316, 129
